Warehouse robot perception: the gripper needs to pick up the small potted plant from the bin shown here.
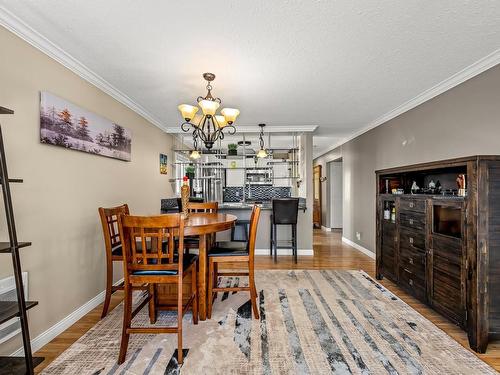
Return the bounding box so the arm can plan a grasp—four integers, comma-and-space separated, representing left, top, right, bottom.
185, 165, 195, 179
227, 143, 238, 156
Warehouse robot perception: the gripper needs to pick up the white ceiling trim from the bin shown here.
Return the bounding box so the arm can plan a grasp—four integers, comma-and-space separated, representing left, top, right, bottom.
164, 125, 318, 134
0, 6, 166, 131
315, 47, 500, 159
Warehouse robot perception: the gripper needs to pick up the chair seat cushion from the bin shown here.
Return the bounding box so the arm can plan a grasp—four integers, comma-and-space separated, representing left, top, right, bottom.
132, 253, 198, 276
209, 241, 248, 257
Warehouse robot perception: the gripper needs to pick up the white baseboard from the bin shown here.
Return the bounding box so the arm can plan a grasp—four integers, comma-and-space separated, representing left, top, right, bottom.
341, 237, 375, 259
255, 248, 314, 256
12, 278, 124, 356
321, 226, 332, 232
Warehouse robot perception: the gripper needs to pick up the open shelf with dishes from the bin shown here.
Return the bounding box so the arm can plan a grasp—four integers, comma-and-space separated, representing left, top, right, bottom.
379, 164, 468, 197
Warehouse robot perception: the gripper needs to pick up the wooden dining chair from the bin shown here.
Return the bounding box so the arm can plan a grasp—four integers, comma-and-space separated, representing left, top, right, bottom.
183, 201, 219, 252
207, 205, 261, 319
98, 204, 130, 319
187, 201, 219, 213
117, 213, 198, 365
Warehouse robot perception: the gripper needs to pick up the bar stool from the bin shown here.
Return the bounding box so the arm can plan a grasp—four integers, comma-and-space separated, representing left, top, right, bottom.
270, 198, 299, 263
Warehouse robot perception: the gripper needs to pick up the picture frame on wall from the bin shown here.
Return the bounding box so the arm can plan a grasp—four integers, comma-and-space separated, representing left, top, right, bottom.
160, 153, 168, 174
40, 91, 132, 161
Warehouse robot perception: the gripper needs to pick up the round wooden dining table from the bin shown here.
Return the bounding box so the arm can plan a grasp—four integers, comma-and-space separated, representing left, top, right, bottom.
160, 212, 237, 320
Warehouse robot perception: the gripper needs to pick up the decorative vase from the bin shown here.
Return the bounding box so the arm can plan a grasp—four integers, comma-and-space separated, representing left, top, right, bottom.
181, 176, 190, 218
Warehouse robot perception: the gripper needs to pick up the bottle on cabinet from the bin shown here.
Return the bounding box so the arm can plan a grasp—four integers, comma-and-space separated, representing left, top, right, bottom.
391, 206, 396, 223
383, 202, 391, 220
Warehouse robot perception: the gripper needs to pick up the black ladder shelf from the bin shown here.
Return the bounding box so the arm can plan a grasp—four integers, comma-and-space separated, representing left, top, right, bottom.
0, 106, 43, 375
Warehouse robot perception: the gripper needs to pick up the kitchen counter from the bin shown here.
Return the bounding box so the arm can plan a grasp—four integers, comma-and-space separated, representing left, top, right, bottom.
161, 198, 307, 213
219, 200, 307, 211
160, 197, 312, 255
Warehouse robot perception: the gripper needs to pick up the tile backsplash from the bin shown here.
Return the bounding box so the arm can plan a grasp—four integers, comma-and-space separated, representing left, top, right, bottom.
223, 186, 291, 202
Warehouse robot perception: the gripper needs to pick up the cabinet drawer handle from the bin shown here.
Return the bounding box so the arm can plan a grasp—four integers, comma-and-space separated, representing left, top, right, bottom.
409, 237, 414, 244
409, 279, 414, 286
394, 236, 398, 243
409, 202, 414, 208
409, 219, 414, 225
404, 268, 412, 274
409, 257, 414, 264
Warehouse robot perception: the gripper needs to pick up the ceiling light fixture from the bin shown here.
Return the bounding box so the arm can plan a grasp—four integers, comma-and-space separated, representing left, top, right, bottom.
189, 149, 201, 160
256, 123, 268, 158
178, 73, 239, 150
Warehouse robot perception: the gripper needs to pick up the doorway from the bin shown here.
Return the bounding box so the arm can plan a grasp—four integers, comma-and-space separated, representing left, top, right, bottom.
313, 165, 322, 228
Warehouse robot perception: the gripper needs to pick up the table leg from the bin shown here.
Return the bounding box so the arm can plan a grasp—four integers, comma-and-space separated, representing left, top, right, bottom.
197, 234, 208, 320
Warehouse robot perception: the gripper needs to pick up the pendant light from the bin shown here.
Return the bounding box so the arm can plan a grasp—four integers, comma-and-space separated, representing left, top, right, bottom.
256, 123, 268, 158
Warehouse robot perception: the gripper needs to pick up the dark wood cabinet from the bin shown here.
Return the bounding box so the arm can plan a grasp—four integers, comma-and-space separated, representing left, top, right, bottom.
376, 156, 500, 353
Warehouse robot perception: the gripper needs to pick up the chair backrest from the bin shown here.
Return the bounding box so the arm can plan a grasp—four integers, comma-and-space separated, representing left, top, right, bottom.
248, 205, 261, 263
98, 204, 130, 257
187, 201, 219, 213
118, 214, 185, 277
176, 197, 204, 213
272, 198, 299, 224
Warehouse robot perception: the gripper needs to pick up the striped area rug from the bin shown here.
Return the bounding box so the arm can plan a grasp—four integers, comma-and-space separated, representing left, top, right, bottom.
41, 270, 497, 374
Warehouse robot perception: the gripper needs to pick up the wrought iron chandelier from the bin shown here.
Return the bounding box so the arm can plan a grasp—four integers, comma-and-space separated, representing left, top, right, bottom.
178, 73, 239, 150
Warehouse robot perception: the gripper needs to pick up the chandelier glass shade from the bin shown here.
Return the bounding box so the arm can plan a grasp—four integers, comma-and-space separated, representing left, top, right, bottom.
178, 73, 239, 150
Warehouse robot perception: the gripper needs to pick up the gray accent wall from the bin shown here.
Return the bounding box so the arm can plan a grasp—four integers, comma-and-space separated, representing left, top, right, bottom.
314, 63, 500, 253
329, 162, 343, 229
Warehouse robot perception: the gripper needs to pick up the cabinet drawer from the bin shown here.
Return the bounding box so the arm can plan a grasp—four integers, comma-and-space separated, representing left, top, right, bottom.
400, 245, 426, 273
400, 228, 425, 251
400, 198, 426, 213
400, 211, 426, 231
399, 266, 426, 301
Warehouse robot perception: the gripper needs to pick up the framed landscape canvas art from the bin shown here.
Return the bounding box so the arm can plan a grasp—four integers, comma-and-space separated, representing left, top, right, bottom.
159, 153, 168, 174
40, 92, 132, 161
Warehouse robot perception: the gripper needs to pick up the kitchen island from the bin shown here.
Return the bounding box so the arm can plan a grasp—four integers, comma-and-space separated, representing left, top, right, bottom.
161, 198, 312, 255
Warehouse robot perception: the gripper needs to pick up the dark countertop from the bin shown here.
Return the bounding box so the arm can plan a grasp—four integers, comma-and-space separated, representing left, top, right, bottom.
161, 198, 307, 213
219, 202, 307, 211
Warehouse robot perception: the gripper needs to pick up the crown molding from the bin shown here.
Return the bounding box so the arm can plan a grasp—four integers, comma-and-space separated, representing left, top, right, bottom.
315, 48, 500, 160
165, 125, 318, 134
0, 6, 166, 131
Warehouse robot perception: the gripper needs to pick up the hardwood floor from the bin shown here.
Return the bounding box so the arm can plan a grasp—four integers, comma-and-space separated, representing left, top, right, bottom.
33, 229, 500, 373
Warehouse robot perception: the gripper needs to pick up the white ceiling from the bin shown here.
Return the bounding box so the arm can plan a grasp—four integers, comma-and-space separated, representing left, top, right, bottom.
1, 1, 500, 157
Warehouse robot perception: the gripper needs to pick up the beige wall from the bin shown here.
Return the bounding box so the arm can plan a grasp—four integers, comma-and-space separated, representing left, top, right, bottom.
314, 63, 500, 253
0, 26, 174, 353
